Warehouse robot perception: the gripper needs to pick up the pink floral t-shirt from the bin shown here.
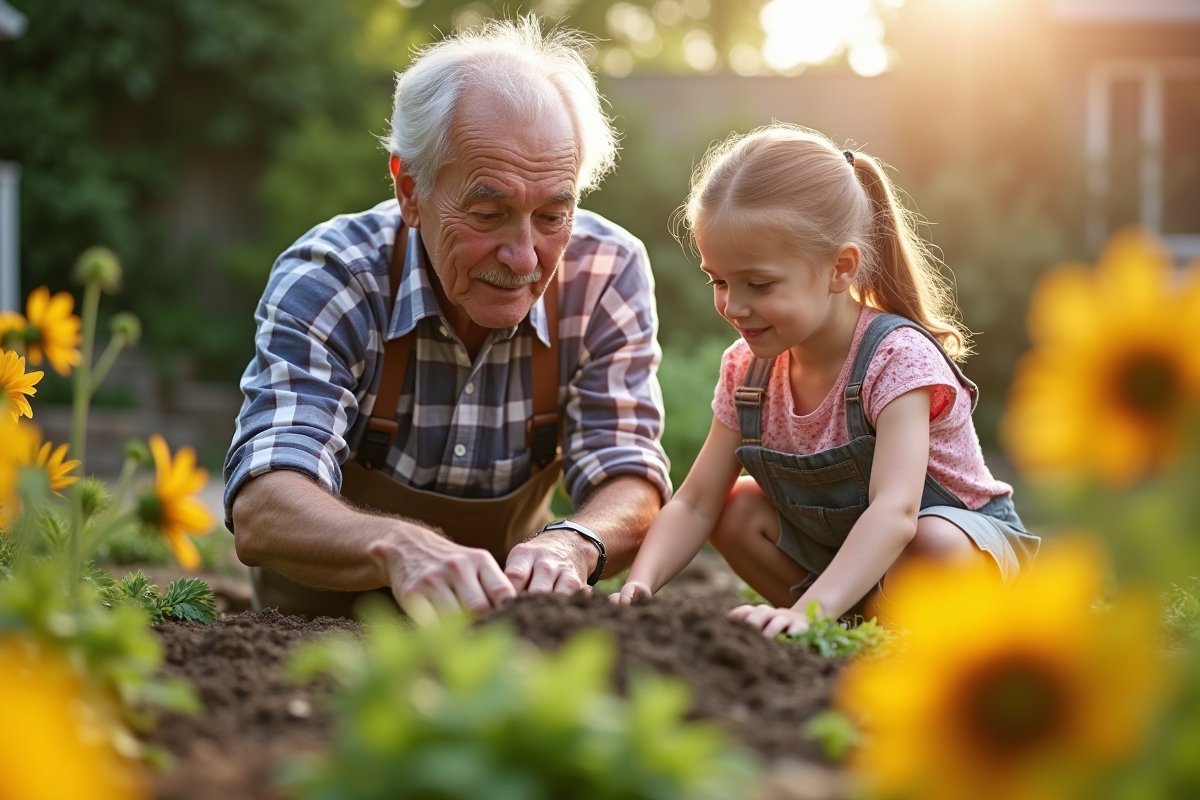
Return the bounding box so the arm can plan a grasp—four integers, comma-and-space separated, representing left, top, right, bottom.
711, 307, 1011, 510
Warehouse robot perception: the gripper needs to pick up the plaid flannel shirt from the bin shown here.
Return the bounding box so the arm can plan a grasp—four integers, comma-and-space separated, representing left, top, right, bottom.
223, 199, 671, 527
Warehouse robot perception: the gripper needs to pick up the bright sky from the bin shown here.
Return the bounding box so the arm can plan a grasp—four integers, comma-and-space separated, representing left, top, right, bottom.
759, 0, 904, 76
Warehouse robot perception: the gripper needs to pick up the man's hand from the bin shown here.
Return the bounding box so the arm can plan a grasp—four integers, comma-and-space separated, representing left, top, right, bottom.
367, 528, 516, 621
727, 603, 812, 639
504, 528, 597, 595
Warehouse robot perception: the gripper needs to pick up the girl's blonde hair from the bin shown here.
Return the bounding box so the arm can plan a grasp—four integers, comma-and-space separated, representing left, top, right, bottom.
679, 124, 970, 360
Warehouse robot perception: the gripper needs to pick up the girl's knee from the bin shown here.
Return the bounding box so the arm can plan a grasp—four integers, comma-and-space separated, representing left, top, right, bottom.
910, 514, 986, 562
709, 479, 774, 551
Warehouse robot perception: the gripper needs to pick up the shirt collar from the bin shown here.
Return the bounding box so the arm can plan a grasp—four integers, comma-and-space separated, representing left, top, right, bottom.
386, 227, 441, 340
387, 227, 553, 347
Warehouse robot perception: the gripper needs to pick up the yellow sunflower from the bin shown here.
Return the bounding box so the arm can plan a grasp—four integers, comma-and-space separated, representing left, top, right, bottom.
1, 349, 44, 420
838, 539, 1165, 800
0, 310, 25, 349
0, 418, 42, 527
0, 635, 149, 800
0, 424, 80, 529
136, 434, 214, 570
24, 286, 82, 376
1002, 228, 1200, 485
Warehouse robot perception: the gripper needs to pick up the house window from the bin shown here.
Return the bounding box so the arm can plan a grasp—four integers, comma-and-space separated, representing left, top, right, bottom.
1086, 59, 1200, 259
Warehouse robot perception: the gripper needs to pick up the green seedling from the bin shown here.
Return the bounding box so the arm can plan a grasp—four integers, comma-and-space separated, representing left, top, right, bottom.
777, 601, 893, 659
93, 568, 217, 625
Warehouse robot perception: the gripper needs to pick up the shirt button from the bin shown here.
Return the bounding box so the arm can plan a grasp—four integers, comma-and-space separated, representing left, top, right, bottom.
438, 325, 449, 337
464, 382, 475, 395
453, 444, 466, 457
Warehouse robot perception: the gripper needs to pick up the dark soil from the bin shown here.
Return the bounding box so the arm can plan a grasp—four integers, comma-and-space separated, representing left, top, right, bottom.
147, 588, 841, 800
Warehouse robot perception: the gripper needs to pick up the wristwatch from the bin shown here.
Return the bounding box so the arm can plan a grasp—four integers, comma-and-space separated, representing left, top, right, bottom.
537, 520, 608, 586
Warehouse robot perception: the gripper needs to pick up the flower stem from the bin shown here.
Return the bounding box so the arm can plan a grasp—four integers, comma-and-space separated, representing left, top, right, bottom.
108, 454, 138, 521
88, 336, 127, 401
67, 280, 102, 601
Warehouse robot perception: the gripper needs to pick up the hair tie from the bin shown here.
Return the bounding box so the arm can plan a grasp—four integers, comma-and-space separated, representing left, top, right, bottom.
843, 149, 855, 166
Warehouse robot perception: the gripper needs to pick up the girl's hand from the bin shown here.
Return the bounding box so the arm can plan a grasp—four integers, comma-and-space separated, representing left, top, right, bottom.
610, 580, 654, 605
728, 603, 812, 639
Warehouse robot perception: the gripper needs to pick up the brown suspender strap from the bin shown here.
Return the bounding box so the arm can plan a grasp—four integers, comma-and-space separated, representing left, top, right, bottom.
357, 224, 561, 470
528, 273, 560, 468
357, 225, 412, 470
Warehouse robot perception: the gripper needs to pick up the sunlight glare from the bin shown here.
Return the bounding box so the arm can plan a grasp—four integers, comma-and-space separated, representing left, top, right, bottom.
848, 41, 889, 76
760, 0, 895, 74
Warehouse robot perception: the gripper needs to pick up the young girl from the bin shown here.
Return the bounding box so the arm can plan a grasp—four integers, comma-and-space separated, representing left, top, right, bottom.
613, 125, 1039, 637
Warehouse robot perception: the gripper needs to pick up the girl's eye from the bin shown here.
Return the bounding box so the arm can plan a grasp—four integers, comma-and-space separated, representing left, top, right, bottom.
705, 278, 725, 288
748, 282, 772, 292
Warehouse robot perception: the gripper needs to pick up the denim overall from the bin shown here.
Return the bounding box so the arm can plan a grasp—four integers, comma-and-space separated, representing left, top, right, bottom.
734, 313, 1032, 599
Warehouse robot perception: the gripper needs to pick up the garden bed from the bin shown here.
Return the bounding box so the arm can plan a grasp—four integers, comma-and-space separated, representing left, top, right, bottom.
146, 577, 845, 800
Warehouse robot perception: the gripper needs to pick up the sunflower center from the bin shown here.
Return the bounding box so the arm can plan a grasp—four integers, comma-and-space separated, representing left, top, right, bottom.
23, 324, 43, 347
1113, 352, 1180, 418
961, 656, 1066, 751
136, 493, 164, 527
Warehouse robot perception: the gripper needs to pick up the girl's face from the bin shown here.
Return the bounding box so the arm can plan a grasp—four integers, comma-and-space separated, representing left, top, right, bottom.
696, 221, 847, 359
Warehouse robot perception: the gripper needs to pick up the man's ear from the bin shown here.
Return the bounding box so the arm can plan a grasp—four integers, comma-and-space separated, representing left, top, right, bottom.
830, 243, 860, 294
391, 155, 421, 229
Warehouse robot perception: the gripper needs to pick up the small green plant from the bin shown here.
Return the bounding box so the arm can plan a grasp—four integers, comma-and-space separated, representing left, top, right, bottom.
282, 607, 760, 800
777, 601, 893, 659
801, 710, 861, 763
91, 568, 217, 625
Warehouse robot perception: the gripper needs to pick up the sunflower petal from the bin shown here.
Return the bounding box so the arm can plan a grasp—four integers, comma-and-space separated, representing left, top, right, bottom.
166, 532, 202, 571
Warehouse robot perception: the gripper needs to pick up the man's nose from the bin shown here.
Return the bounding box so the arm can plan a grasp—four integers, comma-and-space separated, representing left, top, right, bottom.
497, 219, 539, 275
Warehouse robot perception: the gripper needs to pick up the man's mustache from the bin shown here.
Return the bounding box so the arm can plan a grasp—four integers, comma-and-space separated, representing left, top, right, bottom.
468, 267, 543, 288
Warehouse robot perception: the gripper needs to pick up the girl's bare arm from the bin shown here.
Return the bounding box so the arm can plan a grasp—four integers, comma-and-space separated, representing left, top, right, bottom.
617, 418, 744, 600
795, 386, 932, 617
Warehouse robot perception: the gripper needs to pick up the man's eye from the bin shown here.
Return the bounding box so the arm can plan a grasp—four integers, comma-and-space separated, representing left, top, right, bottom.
748, 282, 772, 292
473, 212, 502, 222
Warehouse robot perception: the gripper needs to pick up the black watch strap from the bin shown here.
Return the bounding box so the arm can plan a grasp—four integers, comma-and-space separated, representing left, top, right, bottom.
539, 520, 607, 586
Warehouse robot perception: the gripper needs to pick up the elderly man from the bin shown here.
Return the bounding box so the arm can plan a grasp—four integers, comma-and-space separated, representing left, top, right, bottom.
224, 17, 670, 619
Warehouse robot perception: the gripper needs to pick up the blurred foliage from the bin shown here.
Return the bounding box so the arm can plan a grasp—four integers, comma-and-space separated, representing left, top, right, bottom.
0, 0, 375, 381
801, 710, 861, 763
0, 561, 199, 746
2, 0, 1097, 466
1164, 579, 1200, 652
656, 337, 729, 488
283, 607, 759, 799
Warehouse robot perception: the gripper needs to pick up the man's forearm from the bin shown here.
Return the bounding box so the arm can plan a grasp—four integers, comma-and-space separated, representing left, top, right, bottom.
231, 470, 431, 592
569, 475, 663, 577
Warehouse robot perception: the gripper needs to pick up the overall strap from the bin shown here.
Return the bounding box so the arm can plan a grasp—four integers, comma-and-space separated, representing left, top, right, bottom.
843, 312, 978, 440
528, 276, 560, 468
356, 225, 561, 470
735, 357, 776, 445
357, 225, 412, 470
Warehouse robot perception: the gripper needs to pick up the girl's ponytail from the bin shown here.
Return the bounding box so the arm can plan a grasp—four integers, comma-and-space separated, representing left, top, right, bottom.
849, 152, 970, 360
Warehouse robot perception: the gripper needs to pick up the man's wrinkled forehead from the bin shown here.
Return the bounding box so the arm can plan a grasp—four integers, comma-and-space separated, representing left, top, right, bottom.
466, 183, 576, 205
444, 84, 581, 176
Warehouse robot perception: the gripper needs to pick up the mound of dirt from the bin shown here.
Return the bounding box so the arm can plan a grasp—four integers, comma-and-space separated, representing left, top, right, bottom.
147, 591, 842, 800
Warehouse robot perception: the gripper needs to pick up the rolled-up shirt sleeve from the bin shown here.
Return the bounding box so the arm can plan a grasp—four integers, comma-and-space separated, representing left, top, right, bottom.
223, 244, 380, 528
561, 237, 672, 506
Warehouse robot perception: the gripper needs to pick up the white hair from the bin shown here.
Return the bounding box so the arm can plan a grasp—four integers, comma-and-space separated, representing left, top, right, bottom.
386, 16, 618, 198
